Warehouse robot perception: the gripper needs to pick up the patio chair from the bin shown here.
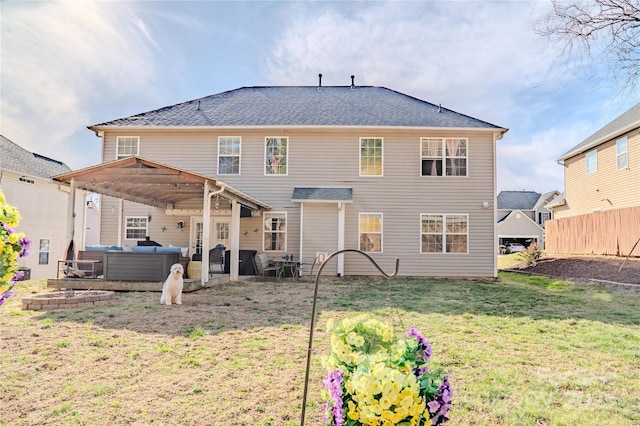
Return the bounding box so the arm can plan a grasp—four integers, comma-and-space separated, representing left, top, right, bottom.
256, 252, 278, 279
209, 246, 225, 274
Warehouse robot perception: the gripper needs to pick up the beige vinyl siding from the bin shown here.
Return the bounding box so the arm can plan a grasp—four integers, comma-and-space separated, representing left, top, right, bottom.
557, 130, 640, 219
299, 203, 339, 276
101, 128, 498, 277
0, 171, 85, 279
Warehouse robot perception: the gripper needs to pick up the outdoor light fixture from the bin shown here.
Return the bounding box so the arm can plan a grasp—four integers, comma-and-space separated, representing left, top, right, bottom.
176, 221, 184, 229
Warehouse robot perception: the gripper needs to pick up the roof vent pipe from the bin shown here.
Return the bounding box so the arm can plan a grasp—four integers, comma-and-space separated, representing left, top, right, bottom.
197, 100, 201, 111
438, 103, 441, 113
318, 73, 322, 88
351, 75, 355, 88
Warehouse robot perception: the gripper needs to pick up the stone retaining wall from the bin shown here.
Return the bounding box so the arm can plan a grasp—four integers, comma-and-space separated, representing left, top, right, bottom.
22, 291, 116, 311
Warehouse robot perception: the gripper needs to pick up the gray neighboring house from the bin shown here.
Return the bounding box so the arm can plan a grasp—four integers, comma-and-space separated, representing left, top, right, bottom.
497, 190, 559, 250
0, 135, 88, 279
60, 83, 509, 279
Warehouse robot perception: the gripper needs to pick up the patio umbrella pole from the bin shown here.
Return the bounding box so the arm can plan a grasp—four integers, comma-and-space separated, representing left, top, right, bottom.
300, 249, 399, 425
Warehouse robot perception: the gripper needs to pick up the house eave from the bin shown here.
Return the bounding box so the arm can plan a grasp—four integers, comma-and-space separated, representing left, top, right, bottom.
557, 122, 639, 162
88, 124, 508, 135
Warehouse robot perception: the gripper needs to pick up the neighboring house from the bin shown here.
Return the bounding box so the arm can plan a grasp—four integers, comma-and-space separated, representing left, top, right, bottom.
497, 190, 559, 249
546, 102, 640, 256
0, 135, 86, 279
57, 83, 508, 279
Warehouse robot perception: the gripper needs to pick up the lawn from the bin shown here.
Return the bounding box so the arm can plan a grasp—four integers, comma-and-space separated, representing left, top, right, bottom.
1, 273, 639, 425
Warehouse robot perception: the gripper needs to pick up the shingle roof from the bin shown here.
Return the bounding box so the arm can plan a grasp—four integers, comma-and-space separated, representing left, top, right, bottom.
497, 190, 541, 210
291, 187, 353, 202
558, 102, 640, 161
90, 86, 506, 131
1, 134, 71, 178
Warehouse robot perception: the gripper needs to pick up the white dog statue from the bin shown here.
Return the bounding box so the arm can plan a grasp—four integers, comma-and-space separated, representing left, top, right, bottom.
160, 263, 184, 305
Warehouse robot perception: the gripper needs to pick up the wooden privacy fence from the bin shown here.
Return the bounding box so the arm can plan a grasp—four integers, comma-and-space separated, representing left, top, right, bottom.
545, 206, 640, 256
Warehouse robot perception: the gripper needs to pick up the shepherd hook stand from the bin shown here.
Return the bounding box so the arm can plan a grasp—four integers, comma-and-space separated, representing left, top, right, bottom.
300, 249, 399, 425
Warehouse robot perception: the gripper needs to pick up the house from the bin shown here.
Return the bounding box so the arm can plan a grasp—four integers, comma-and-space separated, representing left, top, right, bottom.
55, 82, 508, 280
546, 102, 640, 256
496, 190, 559, 250
0, 135, 87, 279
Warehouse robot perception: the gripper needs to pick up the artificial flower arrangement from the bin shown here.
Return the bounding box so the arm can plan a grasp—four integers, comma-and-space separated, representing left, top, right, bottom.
322, 314, 452, 426
1, 190, 30, 306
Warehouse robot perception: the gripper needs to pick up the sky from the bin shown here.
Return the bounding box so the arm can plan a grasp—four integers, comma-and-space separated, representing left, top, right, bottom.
2, 0, 638, 194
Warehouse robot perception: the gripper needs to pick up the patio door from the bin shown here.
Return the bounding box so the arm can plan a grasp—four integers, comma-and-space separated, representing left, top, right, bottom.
189, 217, 230, 256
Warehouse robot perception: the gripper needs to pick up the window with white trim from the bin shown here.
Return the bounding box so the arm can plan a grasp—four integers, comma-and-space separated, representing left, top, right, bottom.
263, 212, 286, 251
359, 213, 382, 252
39, 239, 50, 265
218, 136, 241, 175
360, 138, 383, 176
585, 149, 597, 174
125, 216, 148, 240
116, 136, 139, 159
421, 138, 467, 176
616, 137, 628, 170
265, 137, 288, 175
421, 214, 468, 253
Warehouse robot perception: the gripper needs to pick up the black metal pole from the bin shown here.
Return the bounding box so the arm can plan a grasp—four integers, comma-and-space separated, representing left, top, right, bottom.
300, 249, 399, 425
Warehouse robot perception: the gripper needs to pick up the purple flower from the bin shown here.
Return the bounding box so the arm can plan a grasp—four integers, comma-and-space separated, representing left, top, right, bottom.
428, 376, 452, 425
12, 270, 25, 283
0, 290, 15, 306
407, 326, 432, 362
19, 237, 31, 257
323, 369, 344, 426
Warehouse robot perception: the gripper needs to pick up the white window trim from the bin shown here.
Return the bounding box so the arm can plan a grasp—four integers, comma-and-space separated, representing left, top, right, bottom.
359, 137, 384, 177
116, 136, 140, 160
585, 149, 597, 174
124, 215, 148, 240
38, 238, 50, 265
420, 213, 469, 254
359, 212, 383, 253
420, 137, 468, 177
263, 212, 287, 252
616, 137, 628, 170
217, 136, 242, 175
264, 136, 289, 176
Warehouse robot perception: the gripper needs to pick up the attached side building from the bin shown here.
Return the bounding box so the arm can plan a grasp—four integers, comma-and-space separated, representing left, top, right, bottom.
0, 135, 86, 279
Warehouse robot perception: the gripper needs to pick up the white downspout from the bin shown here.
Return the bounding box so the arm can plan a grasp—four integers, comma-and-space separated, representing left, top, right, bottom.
337, 202, 345, 276
299, 202, 304, 277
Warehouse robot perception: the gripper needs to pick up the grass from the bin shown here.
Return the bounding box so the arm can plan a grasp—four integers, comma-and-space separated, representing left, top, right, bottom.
1, 274, 639, 425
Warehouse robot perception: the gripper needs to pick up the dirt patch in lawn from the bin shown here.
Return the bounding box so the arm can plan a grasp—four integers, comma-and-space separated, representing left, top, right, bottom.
508, 254, 640, 286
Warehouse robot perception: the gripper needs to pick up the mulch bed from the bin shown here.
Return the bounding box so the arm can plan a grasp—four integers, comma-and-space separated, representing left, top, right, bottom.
513, 255, 640, 285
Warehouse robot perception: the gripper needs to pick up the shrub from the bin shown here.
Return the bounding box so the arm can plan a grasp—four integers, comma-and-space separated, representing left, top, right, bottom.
520, 243, 543, 266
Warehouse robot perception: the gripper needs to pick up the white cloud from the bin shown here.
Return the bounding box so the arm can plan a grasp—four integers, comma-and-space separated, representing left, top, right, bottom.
1, 2, 159, 167
267, 2, 547, 109
497, 121, 593, 193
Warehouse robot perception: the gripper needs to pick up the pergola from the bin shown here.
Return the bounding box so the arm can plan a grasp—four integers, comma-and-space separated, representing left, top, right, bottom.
53, 156, 270, 285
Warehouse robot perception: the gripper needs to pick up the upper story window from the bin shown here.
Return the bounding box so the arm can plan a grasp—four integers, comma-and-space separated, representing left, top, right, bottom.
263, 212, 286, 251
117, 136, 139, 159
218, 136, 241, 175
360, 138, 383, 176
125, 216, 148, 240
359, 213, 382, 252
421, 138, 467, 176
616, 137, 628, 170
421, 214, 468, 254
265, 137, 288, 175
539, 212, 552, 225
585, 149, 598, 174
